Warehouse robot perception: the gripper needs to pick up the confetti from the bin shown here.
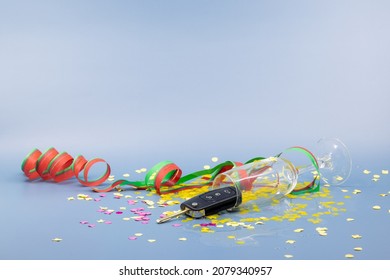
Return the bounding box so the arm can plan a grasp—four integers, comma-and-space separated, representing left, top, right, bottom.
335, 176, 344, 181
134, 233, 143, 237
373, 174, 380, 179
211, 157, 219, 162
354, 247, 363, 251
286, 240, 296, 244
352, 189, 361, 194
172, 223, 182, 227
140, 168, 147, 172
123, 173, 130, 177
67, 197, 75, 201
203, 165, 211, 170
284, 254, 293, 259
363, 170, 371, 174
128, 236, 137, 240
346, 218, 355, 222
227, 235, 236, 239
352, 234, 362, 239
52, 238, 62, 242
379, 194, 388, 197
316, 227, 328, 236
178, 237, 187, 241
341, 189, 348, 193
372, 205, 381, 210
345, 254, 354, 259
148, 239, 156, 243
382, 170, 389, 175
235, 240, 245, 245
294, 228, 304, 233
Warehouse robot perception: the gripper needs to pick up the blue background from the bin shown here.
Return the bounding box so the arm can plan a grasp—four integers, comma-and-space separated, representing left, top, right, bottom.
0, 0, 389, 260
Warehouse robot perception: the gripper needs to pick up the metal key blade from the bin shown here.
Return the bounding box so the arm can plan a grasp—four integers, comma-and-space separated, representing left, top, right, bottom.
156, 209, 189, 224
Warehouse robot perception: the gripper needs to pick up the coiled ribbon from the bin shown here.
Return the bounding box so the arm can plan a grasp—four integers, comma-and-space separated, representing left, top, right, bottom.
21, 147, 320, 195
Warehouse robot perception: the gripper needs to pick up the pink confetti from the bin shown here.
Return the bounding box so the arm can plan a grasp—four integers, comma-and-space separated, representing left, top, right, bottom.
172, 223, 182, 227
141, 221, 149, 224
88, 224, 96, 228
80, 221, 89, 224
142, 217, 150, 221
128, 236, 137, 240
99, 194, 106, 197
114, 196, 121, 199
116, 211, 123, 215
94, 198, 102, 202
134, 217, 143, 221
104, 221, 112, 224
97, 209, 105, 213
127, 200, 136, 205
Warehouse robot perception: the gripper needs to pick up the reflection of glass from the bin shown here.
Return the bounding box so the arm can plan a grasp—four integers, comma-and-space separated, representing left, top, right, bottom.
212, 138, 352, 209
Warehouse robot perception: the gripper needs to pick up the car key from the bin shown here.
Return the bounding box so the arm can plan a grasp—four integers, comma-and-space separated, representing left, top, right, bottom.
156, 186, 242, 224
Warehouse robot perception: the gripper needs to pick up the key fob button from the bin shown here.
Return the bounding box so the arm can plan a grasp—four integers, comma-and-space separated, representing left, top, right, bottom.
191, 202, 199, 207
214, 192, 221, 196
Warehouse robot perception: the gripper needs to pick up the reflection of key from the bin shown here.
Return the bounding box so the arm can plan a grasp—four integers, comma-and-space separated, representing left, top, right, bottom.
156, 186, 241, 224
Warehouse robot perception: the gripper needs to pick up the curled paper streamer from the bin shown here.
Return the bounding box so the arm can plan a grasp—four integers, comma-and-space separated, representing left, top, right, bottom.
21, 147, 319, 195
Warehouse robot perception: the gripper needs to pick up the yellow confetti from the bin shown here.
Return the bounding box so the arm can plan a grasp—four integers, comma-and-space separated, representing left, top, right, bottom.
97, 219, 105, 223
227, 235, 236, 239
284, 254, 294, 259
235, 240, 245, 245
67, 197, 75, 201
178, 237, 187, 241
134, 233, 143, 237
211, 157, 219, 162
140, 168, 147, 172
341, 189, 348, 193
122, 173, 130, 177
372, 178, 379, 182
147, 239, 156, 243
107, 177, 115, 181
372, 205, 381, 210
286, 240, 296, 244
203, 165, 211, 170
335, 176, 344, 181
294, 228, 304, 233
52, 238, 62, 242
373, 174, 380, 179
352, 234, 362, 239
363, 169, 371, 174
122, 217, 130, 221
345, 254, 354, 258
354, 247, 363, 251
382, 170, 389, 175
379, 194, 388, 197
135, 169, 142, 174
352, 189, 361, 194
346, 218, 355, 222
